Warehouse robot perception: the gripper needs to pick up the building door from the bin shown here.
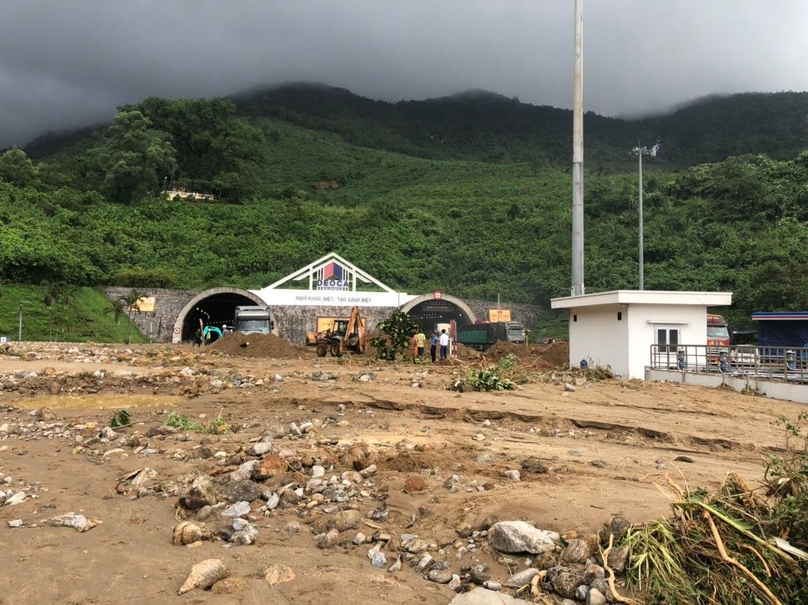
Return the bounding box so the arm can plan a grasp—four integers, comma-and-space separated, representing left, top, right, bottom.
655, 326, 680, 368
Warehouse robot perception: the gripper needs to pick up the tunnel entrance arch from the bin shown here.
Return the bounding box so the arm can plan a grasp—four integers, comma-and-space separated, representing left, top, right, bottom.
400, 293, 477, 332
172, 287, 272, 343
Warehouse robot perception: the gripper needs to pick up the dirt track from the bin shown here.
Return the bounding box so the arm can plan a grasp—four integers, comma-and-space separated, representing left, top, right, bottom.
0, 342, 802, 604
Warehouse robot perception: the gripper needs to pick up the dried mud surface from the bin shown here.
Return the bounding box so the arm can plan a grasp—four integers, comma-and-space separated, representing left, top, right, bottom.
0, 341, 802, 605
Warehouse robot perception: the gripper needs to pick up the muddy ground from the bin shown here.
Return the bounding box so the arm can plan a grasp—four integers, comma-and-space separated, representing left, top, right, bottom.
0, 341, 803, 605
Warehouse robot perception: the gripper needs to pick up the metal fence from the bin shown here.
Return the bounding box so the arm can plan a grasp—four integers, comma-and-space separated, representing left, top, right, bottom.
649, 344, 808, 385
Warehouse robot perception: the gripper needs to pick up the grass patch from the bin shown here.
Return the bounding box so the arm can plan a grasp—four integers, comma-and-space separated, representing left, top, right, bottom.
0, 285, 146, 343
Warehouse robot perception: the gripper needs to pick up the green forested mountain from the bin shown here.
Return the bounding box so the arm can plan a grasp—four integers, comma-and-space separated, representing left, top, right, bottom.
1, 84, 807, 336
233, 83, 808, 165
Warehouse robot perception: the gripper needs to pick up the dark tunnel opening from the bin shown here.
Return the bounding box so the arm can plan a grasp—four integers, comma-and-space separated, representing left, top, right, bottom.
181, 293, 258, 342
405, 300, 473, 333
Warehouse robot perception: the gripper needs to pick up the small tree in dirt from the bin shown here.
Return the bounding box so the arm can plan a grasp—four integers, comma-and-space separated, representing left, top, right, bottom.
371, 310, 422, 361
116, 290, 144, 344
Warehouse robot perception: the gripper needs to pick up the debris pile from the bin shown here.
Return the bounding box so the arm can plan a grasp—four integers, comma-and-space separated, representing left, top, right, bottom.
624, 471, 808, 604
210, 332, 305, 358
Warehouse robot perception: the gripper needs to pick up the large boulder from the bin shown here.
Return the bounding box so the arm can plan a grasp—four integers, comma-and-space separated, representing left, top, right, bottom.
219, 480, 262, 504
180, 476, 220, 510
254, 454, 288, 480
489, 521, 558, 554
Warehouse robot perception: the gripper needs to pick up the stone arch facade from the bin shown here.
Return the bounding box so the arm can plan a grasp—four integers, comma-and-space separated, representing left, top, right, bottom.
171, 287, 270, 343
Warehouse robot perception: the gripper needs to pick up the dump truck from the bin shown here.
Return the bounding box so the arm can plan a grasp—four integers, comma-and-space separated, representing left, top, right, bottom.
233, 306, 273, 335
456, 322, 508, 352
315, 306, 367, 357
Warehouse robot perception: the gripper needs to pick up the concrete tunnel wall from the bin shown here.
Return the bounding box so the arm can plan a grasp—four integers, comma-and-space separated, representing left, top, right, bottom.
172, 287, 271, 343
103, 287, 541, 345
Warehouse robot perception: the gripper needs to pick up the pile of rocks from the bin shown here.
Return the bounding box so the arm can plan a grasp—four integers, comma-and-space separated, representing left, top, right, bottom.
483, 518, 631, 604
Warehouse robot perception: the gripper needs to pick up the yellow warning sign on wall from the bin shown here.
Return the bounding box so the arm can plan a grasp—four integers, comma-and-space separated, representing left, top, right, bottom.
488, 309, 512, 322
129, 297, 156, 313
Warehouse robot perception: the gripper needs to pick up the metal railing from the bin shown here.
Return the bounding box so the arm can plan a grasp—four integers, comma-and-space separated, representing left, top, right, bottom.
649, 344, 808, 385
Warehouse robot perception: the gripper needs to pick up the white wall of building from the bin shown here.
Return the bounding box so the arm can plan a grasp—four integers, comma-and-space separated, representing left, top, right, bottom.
626, 304, 708, 379
552, 291, 732, 381
568, 304, 629, 376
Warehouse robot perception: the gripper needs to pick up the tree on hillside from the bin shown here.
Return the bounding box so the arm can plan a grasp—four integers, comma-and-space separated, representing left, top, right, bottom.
103, 111, 176, 204
131, 97, 264, 200
0, 148, 36, 187
104, 290, 145, 344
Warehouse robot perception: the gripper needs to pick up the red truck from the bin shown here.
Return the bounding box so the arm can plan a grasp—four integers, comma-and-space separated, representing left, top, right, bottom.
707, 314, 731, 363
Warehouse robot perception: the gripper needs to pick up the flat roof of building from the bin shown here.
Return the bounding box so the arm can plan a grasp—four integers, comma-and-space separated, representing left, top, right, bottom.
752, 312, 808, 321
551, 290, 733, 310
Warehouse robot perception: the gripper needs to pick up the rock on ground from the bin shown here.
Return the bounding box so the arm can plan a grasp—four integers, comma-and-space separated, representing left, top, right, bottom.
211, 577, 249, 594
264, 564, 295, 586
178, 559, 228, 595
489, 521, 558, 554
450, 587, 530, 604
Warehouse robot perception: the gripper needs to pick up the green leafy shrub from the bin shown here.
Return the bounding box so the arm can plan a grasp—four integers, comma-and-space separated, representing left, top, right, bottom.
164, 411, 201, 431
109, 409, 130, 428
371, 311, 421, 361
451, 367, 515, 392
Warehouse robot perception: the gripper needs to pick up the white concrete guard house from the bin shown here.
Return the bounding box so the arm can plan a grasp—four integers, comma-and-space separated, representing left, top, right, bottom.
551, 290, 733, 379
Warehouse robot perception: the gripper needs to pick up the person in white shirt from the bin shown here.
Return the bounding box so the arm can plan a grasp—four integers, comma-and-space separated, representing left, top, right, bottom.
439, 329, 449, 360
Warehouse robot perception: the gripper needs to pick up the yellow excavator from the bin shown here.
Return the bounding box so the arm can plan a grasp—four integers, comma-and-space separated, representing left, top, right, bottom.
314, 306, 367, 357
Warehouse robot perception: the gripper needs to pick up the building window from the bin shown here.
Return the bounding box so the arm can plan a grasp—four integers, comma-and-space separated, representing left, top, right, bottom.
617, 312, 622, 321
656, 327, 680, 353
573, 314, 577, 322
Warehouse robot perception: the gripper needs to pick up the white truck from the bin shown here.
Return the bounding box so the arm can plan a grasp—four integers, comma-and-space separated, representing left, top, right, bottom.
233, 306, 273, 335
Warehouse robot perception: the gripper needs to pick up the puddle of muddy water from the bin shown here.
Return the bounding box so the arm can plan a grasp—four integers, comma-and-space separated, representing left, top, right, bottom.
13, 394, 184, 410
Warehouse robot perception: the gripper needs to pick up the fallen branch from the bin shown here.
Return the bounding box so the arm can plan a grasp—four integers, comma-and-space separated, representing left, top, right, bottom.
740, 543, 771, 577
704, 511, 781, 605
601, 534, 639, 605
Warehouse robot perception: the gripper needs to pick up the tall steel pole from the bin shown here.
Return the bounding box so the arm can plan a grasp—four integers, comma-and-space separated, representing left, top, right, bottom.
638, 142, 644, 290
571, 0, 585, 296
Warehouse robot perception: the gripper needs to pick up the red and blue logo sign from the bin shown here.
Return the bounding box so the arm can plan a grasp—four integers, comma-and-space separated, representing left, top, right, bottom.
317, 262, 349, 289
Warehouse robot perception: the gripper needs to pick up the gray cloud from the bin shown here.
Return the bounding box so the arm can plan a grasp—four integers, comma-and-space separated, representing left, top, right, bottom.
2, 0, 807, 146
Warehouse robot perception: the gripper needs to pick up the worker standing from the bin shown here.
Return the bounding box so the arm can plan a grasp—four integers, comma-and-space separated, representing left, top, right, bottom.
430, 331, 438, 363
415, 328, 426, 359
439, 329, 449, 360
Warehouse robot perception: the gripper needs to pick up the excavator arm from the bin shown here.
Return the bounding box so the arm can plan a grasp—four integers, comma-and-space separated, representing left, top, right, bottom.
344, 306, 367, 354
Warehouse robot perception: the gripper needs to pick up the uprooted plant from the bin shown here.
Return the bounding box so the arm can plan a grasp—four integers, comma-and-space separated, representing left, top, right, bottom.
164, 411, 230, 434
450, 365, 516, 392
623, 412, 808, 604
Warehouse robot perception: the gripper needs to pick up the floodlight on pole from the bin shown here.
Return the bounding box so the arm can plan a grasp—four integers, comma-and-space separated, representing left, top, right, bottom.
571, 0, 585, 296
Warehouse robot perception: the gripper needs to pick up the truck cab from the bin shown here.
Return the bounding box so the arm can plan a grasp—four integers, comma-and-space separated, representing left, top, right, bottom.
505, 321, 526, 344
233, 306, 273, 335
707, 313, 730, 360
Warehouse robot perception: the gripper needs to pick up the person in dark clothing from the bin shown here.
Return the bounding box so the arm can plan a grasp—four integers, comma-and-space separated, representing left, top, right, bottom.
430, 331, 438, 362
192, 328, 203, 347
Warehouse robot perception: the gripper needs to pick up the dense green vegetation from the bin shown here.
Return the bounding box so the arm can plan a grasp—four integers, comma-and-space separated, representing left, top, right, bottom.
1, 84, 807, 340
0, 285, 146, 343
234, 84, 808, 165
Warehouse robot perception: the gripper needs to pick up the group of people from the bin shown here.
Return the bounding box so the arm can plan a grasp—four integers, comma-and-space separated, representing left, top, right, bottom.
192, 324, 233, 347
414, 328, 450, 362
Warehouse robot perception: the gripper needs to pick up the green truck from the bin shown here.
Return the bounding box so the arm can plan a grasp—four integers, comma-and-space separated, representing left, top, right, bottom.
457, 324, 500, 351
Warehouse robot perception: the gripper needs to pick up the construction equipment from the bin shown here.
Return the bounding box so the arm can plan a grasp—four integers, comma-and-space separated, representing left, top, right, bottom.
315, 306, 367, 357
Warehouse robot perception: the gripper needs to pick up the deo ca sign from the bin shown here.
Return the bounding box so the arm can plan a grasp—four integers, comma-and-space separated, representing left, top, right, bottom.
316, 261, 349, 290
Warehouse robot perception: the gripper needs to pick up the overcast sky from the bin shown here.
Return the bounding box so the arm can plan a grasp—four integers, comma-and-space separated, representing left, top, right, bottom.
2, 0, 807, 147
